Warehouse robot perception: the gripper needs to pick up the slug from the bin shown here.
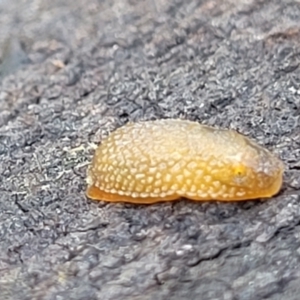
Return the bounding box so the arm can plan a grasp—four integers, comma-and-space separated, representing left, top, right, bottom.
86, 119, 284, 204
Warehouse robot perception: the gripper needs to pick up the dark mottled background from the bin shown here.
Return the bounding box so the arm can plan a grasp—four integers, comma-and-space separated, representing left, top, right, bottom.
0, 0, 300, 299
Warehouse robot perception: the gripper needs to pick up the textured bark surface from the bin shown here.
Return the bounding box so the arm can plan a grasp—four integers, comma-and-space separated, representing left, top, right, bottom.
0, 0, 300, 299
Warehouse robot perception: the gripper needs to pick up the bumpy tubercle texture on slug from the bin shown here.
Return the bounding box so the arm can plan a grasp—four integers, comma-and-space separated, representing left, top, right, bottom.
86, 119, 284, 204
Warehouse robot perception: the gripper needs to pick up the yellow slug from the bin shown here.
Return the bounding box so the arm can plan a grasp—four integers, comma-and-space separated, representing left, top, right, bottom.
86, 119, 284, 204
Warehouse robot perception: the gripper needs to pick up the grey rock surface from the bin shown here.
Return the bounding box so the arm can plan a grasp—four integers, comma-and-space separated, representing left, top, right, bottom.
0, 0, 300, 299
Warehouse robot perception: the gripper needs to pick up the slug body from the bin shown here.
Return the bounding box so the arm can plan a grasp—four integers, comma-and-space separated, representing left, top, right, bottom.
86, 119, 284, 203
